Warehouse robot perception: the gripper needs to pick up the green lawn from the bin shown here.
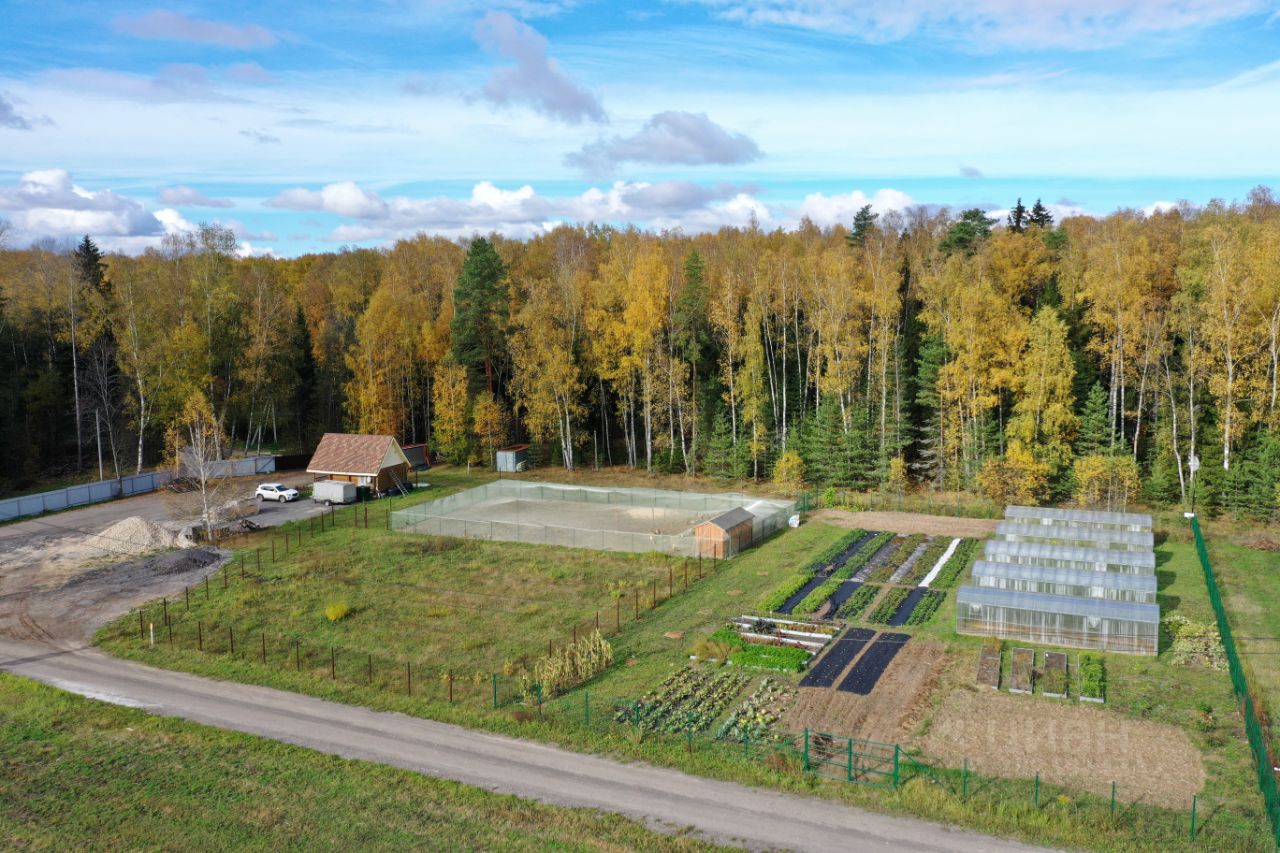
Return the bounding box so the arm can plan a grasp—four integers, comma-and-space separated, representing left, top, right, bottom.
91, 484, 1276, 852
0, 674, 723, 852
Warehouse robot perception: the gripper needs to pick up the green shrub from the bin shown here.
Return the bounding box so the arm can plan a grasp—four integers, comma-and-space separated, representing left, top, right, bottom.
1079, 653, 1106, 699
324, 601, 350, 622
793, 580, 841, 615
729, 643, 810, 672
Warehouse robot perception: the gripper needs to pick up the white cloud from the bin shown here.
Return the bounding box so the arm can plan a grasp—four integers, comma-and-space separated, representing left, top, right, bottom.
793, 188, 917, 227
157, 186, 235, 208
0, 169, 162, 240
1143, 200, 1179, 216
113, 10, 277, 49
692, 0, 1279, 49
0, 93, 45, 130
475, 12, 606, 124
566, 111, 762, 177
44, 66, 234, 104
267, 181, 389, 218
227, 62, 274, 84
240, 129, 282, 144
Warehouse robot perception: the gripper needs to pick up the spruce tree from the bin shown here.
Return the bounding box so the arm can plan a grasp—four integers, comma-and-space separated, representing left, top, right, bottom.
939, 209, 998, 256
73, 235, 105, 292
1028, 198, 1054, 229
451, 237, 509, 396
705, 410, 736, 480
1007, 198, 1028, 233
1076, 382, 1111, 457
912, 334, 946, 485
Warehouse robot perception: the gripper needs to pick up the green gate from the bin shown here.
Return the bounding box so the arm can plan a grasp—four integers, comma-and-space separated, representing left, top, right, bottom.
802, 728, 900, 787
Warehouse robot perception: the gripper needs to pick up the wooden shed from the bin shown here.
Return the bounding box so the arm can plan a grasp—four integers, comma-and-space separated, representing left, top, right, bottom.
307, 433, 412, 496
695, 507, 755, 558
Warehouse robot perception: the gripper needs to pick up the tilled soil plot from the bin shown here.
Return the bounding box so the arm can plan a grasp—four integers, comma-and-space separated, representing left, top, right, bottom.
814, 510, 998, 538
783, 642, 947, 742
0, 548, 226, 644
920, 688, 1205, 808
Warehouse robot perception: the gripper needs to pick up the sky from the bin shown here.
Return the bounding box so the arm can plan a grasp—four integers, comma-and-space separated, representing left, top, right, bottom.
2, 0, 1280, 256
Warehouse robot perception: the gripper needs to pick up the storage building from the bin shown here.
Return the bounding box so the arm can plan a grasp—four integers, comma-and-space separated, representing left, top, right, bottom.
306, 433, 412, 496
694, 507, 755, 559
495, 444, 530, 473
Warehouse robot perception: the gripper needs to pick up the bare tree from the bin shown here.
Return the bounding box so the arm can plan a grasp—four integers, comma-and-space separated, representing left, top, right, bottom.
167, 390, 228, 540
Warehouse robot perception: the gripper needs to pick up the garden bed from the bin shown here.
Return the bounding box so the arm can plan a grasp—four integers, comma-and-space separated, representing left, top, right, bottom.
1010, 647, 1035, 694
616, 666, 749, 734
866, 587, 911, 624
716, 677, 795, 743
976, 639, 1002, 688
1079, 652, 1105, 703
837, 583, 881, 620
928, 538, 980, 589
1042, 651, 1068, 698
832, 531, 893, 580
903, 589, 945, 627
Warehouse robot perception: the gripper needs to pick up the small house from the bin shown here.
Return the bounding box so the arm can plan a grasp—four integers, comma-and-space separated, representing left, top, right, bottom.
401, 443, 429, 470
495, 444, 530, 473
695, 507, 755, 558
307, 433, 412, 495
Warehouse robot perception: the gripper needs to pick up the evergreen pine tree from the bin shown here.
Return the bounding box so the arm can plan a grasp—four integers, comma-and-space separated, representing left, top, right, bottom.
1076, 382, 1111, 457
451, 237, 509, 396
845, 205, 879, 249
705, 410, 736, 480
911, 334, 946, 485
1028, 198, 1054, 229
1007, 198, 1028, 233
73, 235, 106, 292
939, 209, 998, 256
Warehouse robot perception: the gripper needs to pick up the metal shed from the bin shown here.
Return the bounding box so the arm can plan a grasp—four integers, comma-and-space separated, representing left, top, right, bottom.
694, 507, 755, 559
495, 444, 530, 473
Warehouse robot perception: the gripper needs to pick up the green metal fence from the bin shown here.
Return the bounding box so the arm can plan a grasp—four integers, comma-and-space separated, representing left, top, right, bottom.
1190, 515, 1280, 846
803, 729, 900, 787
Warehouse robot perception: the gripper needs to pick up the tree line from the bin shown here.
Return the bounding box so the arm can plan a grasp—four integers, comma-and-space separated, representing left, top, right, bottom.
2, 188, 1279, 520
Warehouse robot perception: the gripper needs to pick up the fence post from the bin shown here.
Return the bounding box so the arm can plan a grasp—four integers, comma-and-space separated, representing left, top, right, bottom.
228, 626, 235, 656
846, 737, 853, 782
634, 589, 640, 620
204, 575, 209, 598
407, 663, 413, 696
668, 566, 673, 599
256, 549, 261, 574
240, 553, 245, 579
138, 609, 144, 641
448, 671, 454, 703
295, 640, 300, 670
261, 632, 266, 664
802, 728, 811, 771
1111, 781, 1116, 818
185, 585, 189, 610
893, 744, 900, 788
492, 673, 497, 708
1190, 795, 1197, 840
584, 690, 590, 725
222, 568, 228, 590
330, 647, 335, 679
963, 759, 969, 799
633, 700, 640, 727
686, 712, 693, 752
1034, 772, 1040, 806
197, 620, 203, 651
367, 653, 373, 684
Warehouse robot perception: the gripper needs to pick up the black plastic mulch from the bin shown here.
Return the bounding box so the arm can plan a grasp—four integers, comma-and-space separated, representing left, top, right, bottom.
887, 586, 928, 627
799, 627, 875, 688
836, 632, 910, 695
825, 580, 863, 612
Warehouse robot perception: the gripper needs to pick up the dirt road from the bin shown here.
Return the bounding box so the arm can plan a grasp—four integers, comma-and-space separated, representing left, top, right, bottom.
813, 509, 999, 538
0, 637, 1050, 853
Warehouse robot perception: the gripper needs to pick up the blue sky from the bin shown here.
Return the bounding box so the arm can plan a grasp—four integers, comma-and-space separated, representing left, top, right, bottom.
2, 0, 1279, 255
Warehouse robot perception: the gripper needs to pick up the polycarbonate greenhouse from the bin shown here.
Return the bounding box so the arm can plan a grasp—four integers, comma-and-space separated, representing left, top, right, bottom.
958, 505, 1161, 655
995, 521, 1154, 552
1004, 505, 1153, 533
970, 560, 1157, 603
956, 586, 1160, 654
981, 540, 1157, 575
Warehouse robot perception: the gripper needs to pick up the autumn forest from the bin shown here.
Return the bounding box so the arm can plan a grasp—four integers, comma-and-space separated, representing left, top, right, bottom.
2, 189, 1280, 520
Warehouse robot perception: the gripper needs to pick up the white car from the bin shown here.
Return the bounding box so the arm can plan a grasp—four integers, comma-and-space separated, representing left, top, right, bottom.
255, 483, 299, 502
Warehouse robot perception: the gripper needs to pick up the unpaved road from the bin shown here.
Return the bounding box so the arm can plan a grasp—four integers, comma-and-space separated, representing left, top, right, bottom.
0, 637, 1050, 853
814, 509, 999, 538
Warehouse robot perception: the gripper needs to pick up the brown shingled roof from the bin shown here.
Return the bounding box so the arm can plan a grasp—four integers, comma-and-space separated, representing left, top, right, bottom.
307, 433, 401, 476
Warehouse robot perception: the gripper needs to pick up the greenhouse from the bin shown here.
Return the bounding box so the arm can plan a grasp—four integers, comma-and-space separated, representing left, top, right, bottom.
956, 586, 1160, 654
995, 521, 1154, 552
1004, 505, 1153, 534
970, 560, 1157, 603
981, 540, 1157, 575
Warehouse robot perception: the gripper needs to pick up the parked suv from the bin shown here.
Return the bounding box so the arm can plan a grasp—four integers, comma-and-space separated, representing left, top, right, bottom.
255, 483, 299, 502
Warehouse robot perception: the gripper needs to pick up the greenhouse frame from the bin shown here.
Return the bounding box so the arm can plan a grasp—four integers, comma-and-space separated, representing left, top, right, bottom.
995, 521, 1154, 552
981, 540, 1157, 575
1004, 505, 1153, 533
970, 560, 1158, 603
956, 586, 1160, 654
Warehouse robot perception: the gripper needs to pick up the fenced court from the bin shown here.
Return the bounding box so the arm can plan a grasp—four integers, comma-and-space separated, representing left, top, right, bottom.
392, 480, 795, 557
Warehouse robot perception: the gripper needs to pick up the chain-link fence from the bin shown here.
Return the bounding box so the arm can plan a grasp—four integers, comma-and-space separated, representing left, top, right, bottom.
1191, 515, 1280, 847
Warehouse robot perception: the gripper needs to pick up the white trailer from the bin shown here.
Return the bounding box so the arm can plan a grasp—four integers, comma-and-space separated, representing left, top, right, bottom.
312, 480, 357, 506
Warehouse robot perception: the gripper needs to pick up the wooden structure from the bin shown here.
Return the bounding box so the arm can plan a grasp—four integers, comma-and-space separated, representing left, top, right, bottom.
306, 433, 411, 495
694, 507, 755, 558
495, 444, 530, 472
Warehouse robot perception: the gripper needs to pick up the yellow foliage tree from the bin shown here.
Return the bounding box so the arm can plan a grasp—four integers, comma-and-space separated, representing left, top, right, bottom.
771, 449, 805, 493
977, 444, 1048, 505
432, 359, 470, 464
1073, 453, 1141, 510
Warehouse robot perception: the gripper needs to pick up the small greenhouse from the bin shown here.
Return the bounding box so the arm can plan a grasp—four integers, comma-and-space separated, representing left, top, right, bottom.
981, 540, 1157, 575
970, 560, 1158, 603
956, 586, 1160, 655
1004, 505, 1153, 534
996, 521, 1154, 553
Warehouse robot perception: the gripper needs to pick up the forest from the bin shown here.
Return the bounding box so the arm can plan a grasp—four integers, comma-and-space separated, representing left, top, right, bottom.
2, 189, 1279, 521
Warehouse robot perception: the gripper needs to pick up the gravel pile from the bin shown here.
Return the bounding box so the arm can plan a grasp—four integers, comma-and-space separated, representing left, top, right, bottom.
91, 516, 185, 555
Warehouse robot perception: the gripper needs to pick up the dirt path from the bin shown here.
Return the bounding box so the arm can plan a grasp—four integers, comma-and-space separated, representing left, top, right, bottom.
814, 509, 998, 538
0, 637, 1051, 853
920, 688, 1204, 809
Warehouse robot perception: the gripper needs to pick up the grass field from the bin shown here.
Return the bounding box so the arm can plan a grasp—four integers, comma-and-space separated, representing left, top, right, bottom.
90, 471, 1278, 852
0, 674, 724, 852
